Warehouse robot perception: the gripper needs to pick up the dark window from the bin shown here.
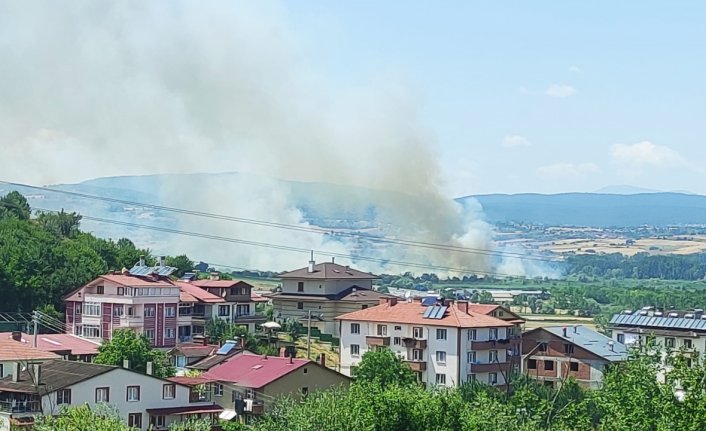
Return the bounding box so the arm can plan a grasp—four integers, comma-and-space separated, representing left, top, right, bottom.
297, 302, 304, 310
617, 333, 625, 344
684, 339, 693, 349
117, 287, 124, 295
564, 343, 575, 354
95, 387, 109, 403
538, 342, 547, 352
128, 413, 142, 428
528, 359, 537, 369
665, 338, 675, 348
57, 389, 71, 404
297, 282, 304, 292
570, 362, 579, 372
362, 305, 368, 309
96, 286, 104, 294
162, 384, 176, 399
127, 386, 140, 402
544, 360, 554, 371
301, 387, 309, 397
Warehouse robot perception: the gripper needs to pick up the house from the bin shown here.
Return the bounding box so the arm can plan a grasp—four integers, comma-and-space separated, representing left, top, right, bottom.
185, 339, 254, 373
336, 297, 518, 388
269, 259, 389, 336
168, 336, 220, 373
203, 353, 350, 422
522, 325, 627, 389
0, 336, 59, 379
64, 258, 181, 348
0, 331, 100, 362
0, 359, 222, 431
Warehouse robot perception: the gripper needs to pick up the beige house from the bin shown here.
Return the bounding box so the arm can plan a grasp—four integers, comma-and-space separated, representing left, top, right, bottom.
269, 260, 389, 336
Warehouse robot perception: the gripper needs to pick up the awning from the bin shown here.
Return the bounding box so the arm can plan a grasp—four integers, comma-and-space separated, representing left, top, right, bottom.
219, 410, 237, 420
146, 404, 223, 416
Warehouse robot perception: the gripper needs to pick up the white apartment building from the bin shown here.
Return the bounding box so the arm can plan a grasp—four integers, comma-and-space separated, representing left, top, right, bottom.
337, 298, 520, 388
0, 360, 221, 431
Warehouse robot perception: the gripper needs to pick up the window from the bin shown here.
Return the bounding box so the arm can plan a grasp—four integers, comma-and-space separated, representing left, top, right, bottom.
96, 285, 104, 294
128, 413, 142, 428
75, 304, 82, 314
528, 359, 537, 369
413, 327, 423, 339
82, 325, 100, 338
165, 328, 175, 339
236, 304, 250, 316
489, 350, 498, 362
351, 344, 360, 356
175, 355, 187, 368
362, 304, 368, 309
665, 337, 675, 348
684, 339, 693, 349
376, 325, 387, 336
215, 384, 224, 397
297, 302, 304, 310
544, 360, 554, 371
245, 388, 255, 399
127, 386, 140, 402
570, 362, 579, 372
297, 282, 304, 292
165, 306, 176, 318
468, 329, 477, 341
95, 387, 109, 403
394, 326, 402, 331
564, 343, 575, 354
303, 367, 308, 374
144, 307, 155, 317
57, 389, 71, 405
393, 337, 401, 346
145, 329, 155, 340
218, 305, 230, 317
148, 288, 156, 296
350, 323, 360, 334
152, 416, 166, 428
113, 306, 123, 317
163, 384, 176, 400
538, 342, 548, 352
127, 306, 134, 316
117, 287, 124, 295
467, 374, 476, 383
413, 349, 423, 361
435, 374, 446, 385
301, 387, 309, 397
508, 327, 514, 336
617, 333, 625, 344
489, 372, 498, 385
467, 351, 476, 363
489, 328, 498, 340
435, 351, 447, 364
436, 329, 447, 340
83, 302, 100, 317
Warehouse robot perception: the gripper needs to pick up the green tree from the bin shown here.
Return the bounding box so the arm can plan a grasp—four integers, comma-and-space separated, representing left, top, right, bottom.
0, 191, 31, 220
166, 254, 194, 277
35, 209, 82, 238
352, 348, 416, 389
33, 404, 136, 431
94, 329, 175, 378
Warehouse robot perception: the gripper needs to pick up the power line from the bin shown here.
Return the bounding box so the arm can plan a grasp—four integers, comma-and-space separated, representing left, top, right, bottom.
0, 179, 559, 263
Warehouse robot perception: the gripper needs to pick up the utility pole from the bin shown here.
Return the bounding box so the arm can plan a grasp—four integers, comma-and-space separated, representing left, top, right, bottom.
32, 311, 38, 348
306, 310, 312, 360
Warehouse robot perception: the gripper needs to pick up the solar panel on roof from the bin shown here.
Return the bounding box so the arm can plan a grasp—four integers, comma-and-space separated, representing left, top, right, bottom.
421, 297, 436, 306
216, 342, 236, 355
422, 306, 435, 318
432, 306, 447, 319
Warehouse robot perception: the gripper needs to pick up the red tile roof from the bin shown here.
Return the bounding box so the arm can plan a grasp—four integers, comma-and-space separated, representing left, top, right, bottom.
0, 337, 60, 362
176, 282, 225, 303
251, 292, 269, 302
99, 274, 176, 287
169, 342, 219, 358
336, 301, 513, 328
467, 304, 500, 315
167, 376, 218, 386
0, 333, 101, 356
279, 262, 378, 280
192, 280, 252, 288
203, 355, 310, 388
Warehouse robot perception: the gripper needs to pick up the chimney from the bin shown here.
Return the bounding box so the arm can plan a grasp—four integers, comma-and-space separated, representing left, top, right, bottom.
573, 325, 578, 334
319, 353, 326, 367
123, 359, 130, 369
146, 361, 153, 376
457, 300, 469, 314
331, 257, 335, 264
210, 272, 220, 281
379, 297, 397, 306
32, 363, 41, 386
308, 251, 315, 273
11, 331, 22, 342
139, 255, 145, 266
11, 362, 21, 382
202, 335, 209, 346
159, 256, 166, 267
562, 327, 567, 337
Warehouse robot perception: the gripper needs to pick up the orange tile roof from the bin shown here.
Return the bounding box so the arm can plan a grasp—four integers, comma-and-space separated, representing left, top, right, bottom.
176, 282, 225, 303
99, 274, 176, 287
467, 304, 499, 315
0, 337, 60, 362
336, 301, 512, 328
192, 280, 252, 288
0, 333, 100, 356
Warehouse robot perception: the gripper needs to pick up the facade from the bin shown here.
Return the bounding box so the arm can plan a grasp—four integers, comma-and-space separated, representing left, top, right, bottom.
203, 353, 350, 422
269, 260, 388, 336
522, 325, 627, 389
336, 297, 519, 388
0, 332, 100, 362
0, 360, 222, 431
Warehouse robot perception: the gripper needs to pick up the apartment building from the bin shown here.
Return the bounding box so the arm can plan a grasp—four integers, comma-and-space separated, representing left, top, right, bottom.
522, 325, 627, 389
269, 259, 388, 336
0, 360, 222, 431
336, 297, 518, 388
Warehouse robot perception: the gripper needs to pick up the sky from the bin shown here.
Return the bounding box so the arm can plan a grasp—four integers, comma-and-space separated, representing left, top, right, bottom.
1, 1, 705, 196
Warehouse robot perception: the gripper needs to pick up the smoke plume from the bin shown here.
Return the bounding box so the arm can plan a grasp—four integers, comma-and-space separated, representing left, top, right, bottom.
0, 1, 501, 275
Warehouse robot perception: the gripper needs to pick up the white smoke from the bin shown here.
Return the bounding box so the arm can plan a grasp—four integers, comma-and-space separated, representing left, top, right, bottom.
0, 1, 508, 275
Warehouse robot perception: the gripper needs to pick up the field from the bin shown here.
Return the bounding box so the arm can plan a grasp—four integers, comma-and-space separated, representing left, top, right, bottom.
536, 236, 706, 256
235, 275, 280, 293
520, 314, 596, 330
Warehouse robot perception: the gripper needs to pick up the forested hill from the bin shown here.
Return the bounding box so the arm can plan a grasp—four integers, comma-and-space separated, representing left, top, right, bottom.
464, 192, 706, 227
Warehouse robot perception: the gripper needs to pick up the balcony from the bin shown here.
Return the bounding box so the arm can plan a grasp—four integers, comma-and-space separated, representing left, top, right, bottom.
402, 338, 427, 349
469, 361, 511, 373
118, 315, 144, 327
470, 337, 520, 350
0, 398, 42, 414
404, 360, 427, 372
366, 336, 390, 347
233, 313, 267, 324
189, 390, 212, 403
246, 400, 265, 415
226, 293, 252, 303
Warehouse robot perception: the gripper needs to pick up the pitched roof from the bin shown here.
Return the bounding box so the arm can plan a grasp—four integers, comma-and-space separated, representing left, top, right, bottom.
610, 313, 706, 332
192, 279, 252, 289
251, 292, 269, 302
466, 304, 499, 315
0, 360, 115, 393
336, 301, 513, 328
0, 333, 100, 356
269, 286, 388, 302
279, 262, 378, 280
99, 274, 176, 288
176, 281, 225, 303
533, 325, 628, 362
167, 376, 218, 386
186, 349, 255, 371
0, 337, 60, 362
169, 342, 219, 358
203, 355, 309, 388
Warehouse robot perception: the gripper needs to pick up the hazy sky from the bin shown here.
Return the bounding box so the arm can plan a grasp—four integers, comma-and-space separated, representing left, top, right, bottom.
2, 1, 705, 196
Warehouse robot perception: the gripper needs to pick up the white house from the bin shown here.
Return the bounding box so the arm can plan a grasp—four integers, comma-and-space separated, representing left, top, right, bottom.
0, 360, 222, 431
336, 298, 520, 388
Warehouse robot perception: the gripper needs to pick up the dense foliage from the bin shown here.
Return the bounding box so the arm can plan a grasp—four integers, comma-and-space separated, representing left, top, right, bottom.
33, 404, 135, 431
566, 252, 706, 280
94, 329, 175, 378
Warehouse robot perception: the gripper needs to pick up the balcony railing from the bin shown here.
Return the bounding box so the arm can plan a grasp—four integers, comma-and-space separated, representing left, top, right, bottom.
404, 360, 427, 372
189, 391, 212, 403
366, 336, 390, 347
402, 338, 427, 349
470, 337, 520, 350
0, 400, 42, 414
469, 361, 511, 373
233, 313, 266, 323
246, 400, 265, 415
